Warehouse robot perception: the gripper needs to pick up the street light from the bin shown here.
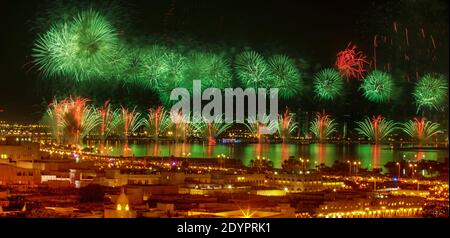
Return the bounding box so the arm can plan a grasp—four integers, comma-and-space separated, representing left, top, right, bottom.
396, 162, 401, 178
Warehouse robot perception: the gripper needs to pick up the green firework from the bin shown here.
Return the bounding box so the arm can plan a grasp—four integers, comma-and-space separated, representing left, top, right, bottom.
144, 107, 173, 138
119, 107, 144, 138
267, 55, 302, 99
117, 46, 152, 87
42, 97, 101, 145
245, 115, 278, 139
141, 45, 172, 88
192, 115, 232, 139
235, 51, 270, 88
184, 52, 232, 89
360, 70, 394, 103
313, 68, 344, 101
97, 102, 121, 139
309, 112, 337, 141
33, 9, 120, 80
401, 117, 442, 143
277, 112, 298, 140
413, 73, 448, 112
154, 51, 188, 105
355, 115, 398, 143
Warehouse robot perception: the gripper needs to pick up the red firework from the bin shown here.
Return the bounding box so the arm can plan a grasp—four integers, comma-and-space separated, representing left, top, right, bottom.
335, 43, 368, 81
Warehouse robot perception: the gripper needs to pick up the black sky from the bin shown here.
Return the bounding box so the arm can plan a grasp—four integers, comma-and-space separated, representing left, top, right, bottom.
0, 0, 448, 123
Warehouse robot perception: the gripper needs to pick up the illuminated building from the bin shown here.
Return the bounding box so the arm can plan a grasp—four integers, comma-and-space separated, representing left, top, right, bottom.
0, 139, 41, 162
0, 164, 40, 188
104, 187, 136, 218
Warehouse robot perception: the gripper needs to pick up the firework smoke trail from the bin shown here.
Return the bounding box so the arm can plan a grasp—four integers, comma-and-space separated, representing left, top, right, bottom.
208, 123, 214, 145
153, 107, 161, 140
401, 117, 442, 144
100, 101, 108, 140
245, 115, 277, 143
277, 110, 298, 143
405, 27, 409, 46
372, 115, 382, 142
43, 97, 101, 146
75, 97, 101, 145
97, 101, 121, 152
335, 43, 368, 81
61, 97, 89, 145
355, 115, 398, 143
120, 107, 143, 143
373, 36, 377, 69
192, 115, 232, 145
430, 35, 436, 49
42, 99, 65, 143
309, 111, 337, 142
144, 106, 173, 141
170, 111, 192, 142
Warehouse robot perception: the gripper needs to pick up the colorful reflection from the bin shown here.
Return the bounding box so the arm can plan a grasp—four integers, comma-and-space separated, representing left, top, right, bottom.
84, 142, 447, 171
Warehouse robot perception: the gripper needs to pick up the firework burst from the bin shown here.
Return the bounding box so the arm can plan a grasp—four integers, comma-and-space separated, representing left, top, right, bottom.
335, 43, 368, 80
140, 45, 172, 88
192, 115, 232, 145
355, 115, 398, 143
360, 70, 394, 103
42, 97, 101, 145
98, 101, 121, 140
33, 9, 120, 80
313, 68, 344, 101
235, 51, 270, 88
401, 117, 442, 143
309, 112, 338, 142
155, 51, 188, 105
185, 52, 232, 89
119, 107, 144, 139
245, 115, 278, 141
117, 46, 153, 87
413, 73, 448, 112
169, 111, 193, 142
267, 55, 302, 99
144, 106, 173, 139
277, 110, 298, 141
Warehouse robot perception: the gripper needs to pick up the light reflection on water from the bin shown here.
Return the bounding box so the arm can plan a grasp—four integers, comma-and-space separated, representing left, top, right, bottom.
86, 141, 448, 170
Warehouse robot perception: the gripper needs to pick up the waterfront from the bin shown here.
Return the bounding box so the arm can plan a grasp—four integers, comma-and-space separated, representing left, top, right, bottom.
85, 141, 449, 170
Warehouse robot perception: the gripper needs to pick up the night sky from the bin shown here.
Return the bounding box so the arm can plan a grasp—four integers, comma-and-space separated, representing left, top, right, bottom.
0, 0, 448, 123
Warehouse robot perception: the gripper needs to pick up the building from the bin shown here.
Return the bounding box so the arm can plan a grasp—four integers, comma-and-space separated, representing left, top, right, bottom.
0, 163, 40, 188
104, 187, 136, 218
0, 140, 41, 162
266, 173, 345, 192
315, 196, 425, 218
